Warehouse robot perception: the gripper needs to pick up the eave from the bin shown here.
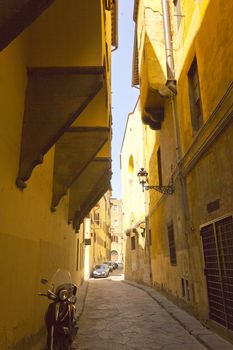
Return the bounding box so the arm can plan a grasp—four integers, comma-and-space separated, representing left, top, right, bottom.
69, 157, 112, 230
51, 126, 110, 209
0, 0, 55, 52
16, 66, 105, 189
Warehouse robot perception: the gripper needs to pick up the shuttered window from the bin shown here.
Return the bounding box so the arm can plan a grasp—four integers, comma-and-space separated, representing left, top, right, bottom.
188, 57, 203, 132
167, 222, 177, 265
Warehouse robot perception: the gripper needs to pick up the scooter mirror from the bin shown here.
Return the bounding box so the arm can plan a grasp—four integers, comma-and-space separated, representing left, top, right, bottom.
41, 278, 48, 285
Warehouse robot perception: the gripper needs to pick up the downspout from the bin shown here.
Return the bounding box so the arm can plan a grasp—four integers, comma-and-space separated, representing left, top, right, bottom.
161, 0, 191, 255
161, 0, 189, 225
111, 0, 119, 52
161, 0, 177, 94
143, 124, 153, 286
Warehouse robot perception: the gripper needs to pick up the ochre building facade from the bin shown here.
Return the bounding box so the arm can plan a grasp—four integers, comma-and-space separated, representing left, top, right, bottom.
0, 1, 117, 348
125, 0, 233, 340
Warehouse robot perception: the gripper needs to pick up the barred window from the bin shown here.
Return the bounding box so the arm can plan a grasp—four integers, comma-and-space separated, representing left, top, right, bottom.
167, 222, 177, 265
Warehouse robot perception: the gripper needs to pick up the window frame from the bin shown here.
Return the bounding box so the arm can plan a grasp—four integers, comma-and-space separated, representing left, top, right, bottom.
131, 236, 136, 250
188, 56, 203, 133
167, 221, 177, 265
157, 147, 162, 186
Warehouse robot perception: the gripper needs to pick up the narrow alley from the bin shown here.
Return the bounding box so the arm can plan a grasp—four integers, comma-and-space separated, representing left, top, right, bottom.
72, 270, 233, 350
1, 1, 233, 349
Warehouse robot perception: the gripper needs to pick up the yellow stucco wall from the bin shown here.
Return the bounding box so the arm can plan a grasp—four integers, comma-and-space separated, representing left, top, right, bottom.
0, 1, 112, 348
27, 0, 103, 67
134, 0, 233, 330
121, 101, 153, 285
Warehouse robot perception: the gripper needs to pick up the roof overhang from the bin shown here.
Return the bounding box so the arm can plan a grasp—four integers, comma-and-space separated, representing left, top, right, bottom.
141, 81, 165, 130
69, 157, 112, 230
0, 0, 55, 52
16, 66, 106, 188
51, 126, 110, 209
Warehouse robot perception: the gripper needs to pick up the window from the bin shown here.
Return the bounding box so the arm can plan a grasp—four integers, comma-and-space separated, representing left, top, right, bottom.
113, 205, 118, 212
128, 155, 134, 182
76, 239, 79, 271
111, 235, 118, 243
167, 222, 177, 265
148, 229, 152, 246
131, 236, 136, 250
114, 219, 118, 226
173, 0, 182, 30
188, 57, 203, 132
157, 147, 162, 186
181, 278, 185, 297
186, 280, 190, 301
80, 243, 83, 269
94, 212, 100, 225
201, 216, 233, 330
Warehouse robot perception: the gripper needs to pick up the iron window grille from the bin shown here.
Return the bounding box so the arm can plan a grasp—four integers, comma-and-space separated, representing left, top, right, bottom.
167, 222, 177, 265
201, 215, 233, 330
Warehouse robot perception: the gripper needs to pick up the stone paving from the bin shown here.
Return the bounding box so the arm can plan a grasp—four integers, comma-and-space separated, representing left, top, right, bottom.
72, 270, 211, 350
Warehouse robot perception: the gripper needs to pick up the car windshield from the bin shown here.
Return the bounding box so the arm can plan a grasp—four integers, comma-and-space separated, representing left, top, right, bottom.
94, 265, 105, 269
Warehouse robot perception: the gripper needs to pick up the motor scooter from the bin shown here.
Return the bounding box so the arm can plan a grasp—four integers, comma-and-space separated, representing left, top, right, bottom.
38, 269, 79, 350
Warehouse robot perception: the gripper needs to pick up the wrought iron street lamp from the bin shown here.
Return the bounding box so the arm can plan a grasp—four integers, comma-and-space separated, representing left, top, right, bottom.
137, 168, 174, 195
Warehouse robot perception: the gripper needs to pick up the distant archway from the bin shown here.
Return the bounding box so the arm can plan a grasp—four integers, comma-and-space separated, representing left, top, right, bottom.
111, 250, 118, 262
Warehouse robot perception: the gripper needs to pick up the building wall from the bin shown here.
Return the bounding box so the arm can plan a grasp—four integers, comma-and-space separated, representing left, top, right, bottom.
110, 198, 124, 262
0, 1, 112, 348
132, 0, 233, 336
90, 191, 111, 267
121, 100, 153, 285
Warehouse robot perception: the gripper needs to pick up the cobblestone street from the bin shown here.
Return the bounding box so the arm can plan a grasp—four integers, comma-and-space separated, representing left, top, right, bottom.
72, 270, 221, 350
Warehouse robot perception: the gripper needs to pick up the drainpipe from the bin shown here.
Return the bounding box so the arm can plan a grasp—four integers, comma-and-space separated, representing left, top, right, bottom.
111, 0, 118, 52
161, 0, 192, 279
161, 0, 193, 300
161, 0, 189, 224
161, 0, 177, 94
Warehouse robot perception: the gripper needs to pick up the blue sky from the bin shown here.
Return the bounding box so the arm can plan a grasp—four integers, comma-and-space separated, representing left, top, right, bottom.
111, 0, 139, 199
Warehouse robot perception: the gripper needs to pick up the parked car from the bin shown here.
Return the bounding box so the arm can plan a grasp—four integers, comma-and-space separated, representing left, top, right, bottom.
103, 261, 114, 272
92, 264, 110, 278
117, 262, 124, 269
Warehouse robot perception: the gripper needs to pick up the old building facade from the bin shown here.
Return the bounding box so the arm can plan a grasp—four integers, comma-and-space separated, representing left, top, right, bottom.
0, 1, 117, 348
110, 197, 124, 263
84, 191, 112, 279
123, 0, 233, 339
121, 101, 152, 285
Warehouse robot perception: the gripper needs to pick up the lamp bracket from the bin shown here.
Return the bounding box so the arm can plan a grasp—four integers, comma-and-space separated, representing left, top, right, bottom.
144, 184, 174, 195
